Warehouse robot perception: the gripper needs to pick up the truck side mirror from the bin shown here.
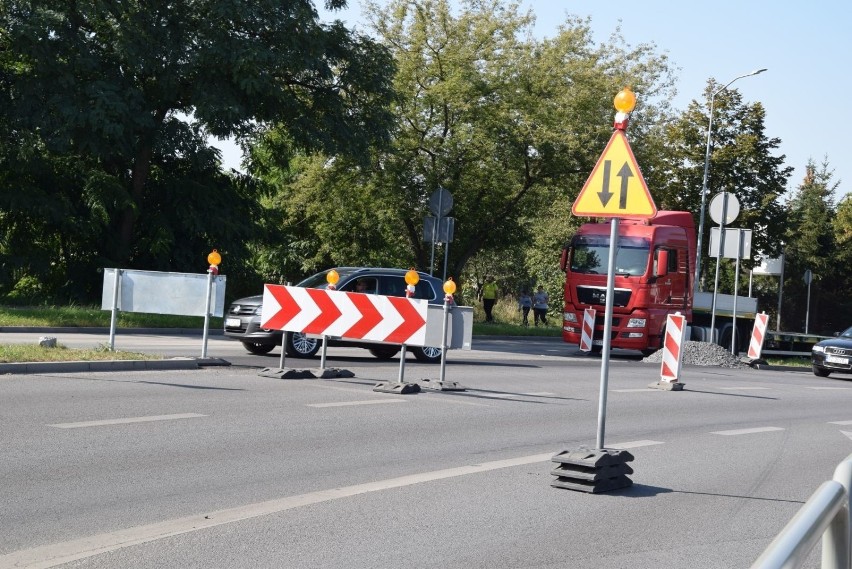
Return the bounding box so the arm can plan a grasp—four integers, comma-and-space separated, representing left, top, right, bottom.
655, 250, 669, 277
560, 248, 568, 272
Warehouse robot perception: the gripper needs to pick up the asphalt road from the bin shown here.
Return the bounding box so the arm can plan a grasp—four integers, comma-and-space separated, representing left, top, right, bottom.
1, 332, 851, 568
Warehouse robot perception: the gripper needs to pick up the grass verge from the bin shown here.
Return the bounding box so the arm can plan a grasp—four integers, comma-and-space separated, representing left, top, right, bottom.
0, 343, 159, 363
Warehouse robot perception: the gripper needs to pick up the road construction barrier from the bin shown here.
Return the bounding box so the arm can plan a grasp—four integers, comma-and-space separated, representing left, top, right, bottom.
748, 312, 770, 359
579, 308, 596, 352
751, 452, 852, 569
659, 312, 687, 385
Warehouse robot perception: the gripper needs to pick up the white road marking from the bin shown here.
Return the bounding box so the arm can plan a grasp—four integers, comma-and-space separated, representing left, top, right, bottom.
805, 387, 852, 390
47, 414, 207, 429
719, 387, 770, 390
613, 388, 658, 393
307, 399, 406, 408
0, 452, 554, 569
711, 427, 785, 436
829, 420, 852, 425
608, 440, 665, 449
522, 392, 555, 396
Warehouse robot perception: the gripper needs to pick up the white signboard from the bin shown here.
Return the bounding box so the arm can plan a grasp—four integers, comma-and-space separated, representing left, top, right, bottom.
101, 269, 226, 317
753, 255, 784, 276
709, 228, 752, 260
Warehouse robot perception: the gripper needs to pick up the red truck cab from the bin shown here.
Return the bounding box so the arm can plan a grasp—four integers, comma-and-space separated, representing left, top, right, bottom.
560, 211, 696, 354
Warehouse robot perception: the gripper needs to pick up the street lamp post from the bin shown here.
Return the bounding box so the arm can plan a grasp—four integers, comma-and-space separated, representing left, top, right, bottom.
694, 68, 767, 292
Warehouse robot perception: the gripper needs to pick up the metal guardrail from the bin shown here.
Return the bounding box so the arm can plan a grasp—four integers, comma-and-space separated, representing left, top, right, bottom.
751, 453, 852, 569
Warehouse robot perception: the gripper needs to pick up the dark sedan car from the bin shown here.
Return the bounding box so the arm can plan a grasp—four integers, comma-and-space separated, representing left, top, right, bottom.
224, 267, 446, 363
811, 326, 852, 377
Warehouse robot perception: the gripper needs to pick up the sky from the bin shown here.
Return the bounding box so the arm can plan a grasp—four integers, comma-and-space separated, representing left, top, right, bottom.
217, 0, 850, 200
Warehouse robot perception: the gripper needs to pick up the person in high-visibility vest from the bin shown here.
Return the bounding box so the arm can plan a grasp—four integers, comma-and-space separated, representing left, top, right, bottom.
480, 276, 498, 323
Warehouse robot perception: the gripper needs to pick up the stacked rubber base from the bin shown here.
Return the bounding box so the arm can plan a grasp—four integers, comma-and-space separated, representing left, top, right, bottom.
551, 448, 634, 493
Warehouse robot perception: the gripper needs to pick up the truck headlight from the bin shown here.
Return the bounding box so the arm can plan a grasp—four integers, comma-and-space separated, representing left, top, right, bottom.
626, 318, 646, 328
625, 332, 644, 338
564, 312, 578, 323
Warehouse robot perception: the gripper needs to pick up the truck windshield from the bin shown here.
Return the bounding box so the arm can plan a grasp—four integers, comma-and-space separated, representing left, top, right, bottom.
570, 235, 650, 276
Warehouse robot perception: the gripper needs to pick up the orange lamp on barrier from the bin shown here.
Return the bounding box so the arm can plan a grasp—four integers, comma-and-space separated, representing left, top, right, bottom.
443, 277, 456, 304
327, 269, 340, 290
405, 269, 419, 297
207, 249, 221, 275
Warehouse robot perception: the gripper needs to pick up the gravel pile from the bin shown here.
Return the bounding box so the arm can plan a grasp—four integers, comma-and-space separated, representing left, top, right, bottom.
641, 341, 750, 368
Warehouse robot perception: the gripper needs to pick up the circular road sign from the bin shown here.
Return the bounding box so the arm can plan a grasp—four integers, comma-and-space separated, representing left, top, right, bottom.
709, 192, 740, 225
429, 187, 453, 217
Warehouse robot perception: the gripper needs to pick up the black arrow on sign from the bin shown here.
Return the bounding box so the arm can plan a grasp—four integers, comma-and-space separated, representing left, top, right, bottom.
617, 162, 633, 209
598, 160, 613, 206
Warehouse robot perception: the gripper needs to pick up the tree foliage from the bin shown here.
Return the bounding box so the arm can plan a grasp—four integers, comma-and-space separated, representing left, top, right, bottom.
0, 0, 396, 300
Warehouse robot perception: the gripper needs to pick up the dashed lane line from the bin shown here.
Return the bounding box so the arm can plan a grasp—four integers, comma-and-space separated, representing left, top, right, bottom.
711, 427, 785, 436
47, 413, 207, 429
306, 399, 407, 408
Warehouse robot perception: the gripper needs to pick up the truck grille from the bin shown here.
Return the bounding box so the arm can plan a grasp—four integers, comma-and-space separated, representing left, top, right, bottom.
576, 286, 631, 308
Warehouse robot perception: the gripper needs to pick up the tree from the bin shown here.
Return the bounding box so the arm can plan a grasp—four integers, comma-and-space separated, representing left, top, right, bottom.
782, 160, 840, 333
657, 82, 793, 290
0, 0, 396, 299
253, 0, 677, 294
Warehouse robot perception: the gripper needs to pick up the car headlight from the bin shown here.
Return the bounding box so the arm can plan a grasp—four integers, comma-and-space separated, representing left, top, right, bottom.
812, 345, 825, 354
254, 306, 264, 315
626, 318, 646, 328
564, 312, 578, 323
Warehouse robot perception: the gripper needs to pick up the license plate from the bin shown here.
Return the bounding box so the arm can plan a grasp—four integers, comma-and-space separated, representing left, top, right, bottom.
592, 339, 603, 346
826, 355, 849, 365
225, 318, 241, 328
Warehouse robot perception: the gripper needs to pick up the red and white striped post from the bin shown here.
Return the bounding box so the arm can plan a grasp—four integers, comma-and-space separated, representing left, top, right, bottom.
747, 312, 770, 360
579, 308, 596, 352
651, 312, 686, 391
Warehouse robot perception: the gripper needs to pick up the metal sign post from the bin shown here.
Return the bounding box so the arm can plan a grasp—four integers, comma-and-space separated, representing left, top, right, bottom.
596, 218, 619, 450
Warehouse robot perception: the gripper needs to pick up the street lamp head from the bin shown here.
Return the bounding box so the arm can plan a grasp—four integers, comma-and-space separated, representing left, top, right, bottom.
750, 68, 768, 76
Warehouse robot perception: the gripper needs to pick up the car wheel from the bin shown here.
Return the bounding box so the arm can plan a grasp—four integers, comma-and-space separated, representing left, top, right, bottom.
813, 365, 831, 377
369, 346, 400, 360
242, 341, 275, 355
286, 332, 320, 358
413, 346, 442, 363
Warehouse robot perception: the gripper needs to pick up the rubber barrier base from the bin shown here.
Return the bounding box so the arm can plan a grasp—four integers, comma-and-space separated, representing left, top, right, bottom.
258, 367, 315, 379
551, 448, 634, 494
373, 382, 420, 394
648, 380, 684, 391
417, 378, 466, 391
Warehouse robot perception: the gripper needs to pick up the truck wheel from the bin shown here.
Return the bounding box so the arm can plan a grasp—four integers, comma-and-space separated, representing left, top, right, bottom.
286, 332, 320, 358
369, 346, 400, 360
812, 365, 831, 377
242, 341, 275, 355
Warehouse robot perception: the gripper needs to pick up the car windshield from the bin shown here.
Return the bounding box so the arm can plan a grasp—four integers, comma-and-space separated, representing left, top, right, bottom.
840, 326, 852, 339
570, 235, 650, 276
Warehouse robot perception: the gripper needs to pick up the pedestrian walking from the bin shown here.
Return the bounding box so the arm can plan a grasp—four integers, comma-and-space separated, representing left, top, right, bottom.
533, 285, 549, 326
480, 276, 498, 323
518, 290, 532, 327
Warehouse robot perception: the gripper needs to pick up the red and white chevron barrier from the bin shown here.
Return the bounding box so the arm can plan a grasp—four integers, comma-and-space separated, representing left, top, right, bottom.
579, 308, 596, 352
747, 312, 770, 359
660, 312, 687, 384
260, 284, 428, 346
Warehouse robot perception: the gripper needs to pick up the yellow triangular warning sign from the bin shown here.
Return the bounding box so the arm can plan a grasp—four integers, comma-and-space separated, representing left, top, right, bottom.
572, 131, 656, 218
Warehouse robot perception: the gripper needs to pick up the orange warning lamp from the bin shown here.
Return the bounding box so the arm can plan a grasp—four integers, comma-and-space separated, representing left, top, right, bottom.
326, 269, 340, 287
207, 249, 221, 275
613, 87, 635, 131
405, 269, 420, 286
443, 277, 457, 295
614, 87, 636, 113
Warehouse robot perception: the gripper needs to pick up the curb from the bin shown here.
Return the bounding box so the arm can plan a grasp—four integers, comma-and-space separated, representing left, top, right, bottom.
0, 327, 224, 335
0, 357, 231, 375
